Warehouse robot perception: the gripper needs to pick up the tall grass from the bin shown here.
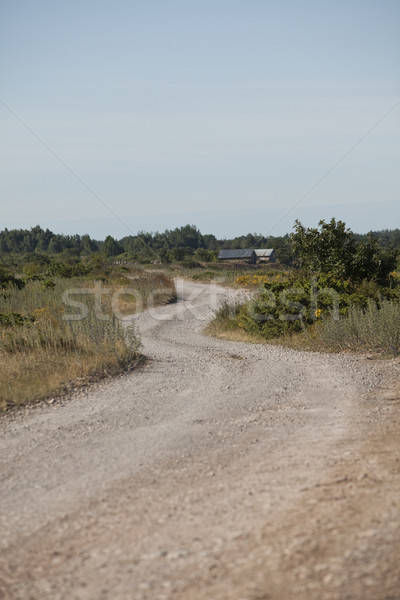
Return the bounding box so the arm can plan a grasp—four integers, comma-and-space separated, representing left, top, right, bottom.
0, 273, 176, 410
123, 271, 177, 310
207, 296, 400, 357
318, 299, 400, 355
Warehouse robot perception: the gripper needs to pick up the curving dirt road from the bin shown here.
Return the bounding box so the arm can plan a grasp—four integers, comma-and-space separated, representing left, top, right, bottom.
1, 279, 400, 600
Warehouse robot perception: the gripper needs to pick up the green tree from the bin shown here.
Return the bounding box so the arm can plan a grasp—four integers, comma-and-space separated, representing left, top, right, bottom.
290, 218, 356, 278
194, 248, 215, 262
290, 219, 395, 282
48, 236, 63, 254
166, 225, 203, 250
351, 234, 382, 281
81, 234, 98, 255
158, 247, 171, 263
169, 247, 186, 261
101, 236, 123, 257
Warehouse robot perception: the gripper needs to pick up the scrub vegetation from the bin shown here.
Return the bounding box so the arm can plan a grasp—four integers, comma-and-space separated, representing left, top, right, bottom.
209, 219, 400, 356
0, 256, 176, 410
1, 218, 400, 410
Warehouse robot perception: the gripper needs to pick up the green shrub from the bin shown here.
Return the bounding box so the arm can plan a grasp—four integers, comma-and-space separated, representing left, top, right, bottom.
0, 312, 35, 327
41, 279, 56, 291
0, 267, 25, 290
224, 274, 400, 341
191, 270, 216, 281
181, 259, 203, 269
213, 301, 242, 330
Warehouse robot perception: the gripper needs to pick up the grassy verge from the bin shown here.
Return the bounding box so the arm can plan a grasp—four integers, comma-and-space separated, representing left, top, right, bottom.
266, 300, 400, 356
207, 293, 400, 357
204, 300, 266, 344
0, 272, 176, 410
316, 299, 400, 355
165, 263, 291, 286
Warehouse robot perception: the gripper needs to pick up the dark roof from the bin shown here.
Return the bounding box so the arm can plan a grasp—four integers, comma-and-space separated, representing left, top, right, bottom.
218, 249, 256, 259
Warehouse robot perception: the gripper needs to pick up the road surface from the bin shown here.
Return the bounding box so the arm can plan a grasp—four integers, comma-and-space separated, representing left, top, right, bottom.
0, 280, 399, 599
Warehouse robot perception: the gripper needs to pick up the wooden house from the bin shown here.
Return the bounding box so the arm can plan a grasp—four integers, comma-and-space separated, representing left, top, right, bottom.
254, 249, 275, 263
218, 249, 257, 264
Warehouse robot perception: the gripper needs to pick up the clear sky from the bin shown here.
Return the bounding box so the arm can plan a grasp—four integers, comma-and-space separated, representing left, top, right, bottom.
1, 0, 399, 239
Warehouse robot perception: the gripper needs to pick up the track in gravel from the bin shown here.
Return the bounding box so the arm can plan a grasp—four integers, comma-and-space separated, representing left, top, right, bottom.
0, 279, 399, 600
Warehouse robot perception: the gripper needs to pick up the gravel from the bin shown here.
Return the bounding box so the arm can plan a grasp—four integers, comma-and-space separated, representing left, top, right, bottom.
0, 279, 399, 600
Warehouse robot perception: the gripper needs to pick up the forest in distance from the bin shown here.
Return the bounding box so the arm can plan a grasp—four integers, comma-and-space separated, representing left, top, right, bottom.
1, 222, 400, 265
1, 217, 400, 408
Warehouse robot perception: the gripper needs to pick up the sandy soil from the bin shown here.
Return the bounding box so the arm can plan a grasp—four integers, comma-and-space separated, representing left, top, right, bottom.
0, 279, 399, 600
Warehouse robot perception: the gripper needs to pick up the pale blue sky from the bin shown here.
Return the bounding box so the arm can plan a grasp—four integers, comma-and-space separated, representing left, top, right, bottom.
1, 0, 399, 239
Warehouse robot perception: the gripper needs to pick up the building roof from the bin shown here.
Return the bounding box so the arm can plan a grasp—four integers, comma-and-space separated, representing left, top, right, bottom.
218, 249, 256, 259
254, 249, 274, 257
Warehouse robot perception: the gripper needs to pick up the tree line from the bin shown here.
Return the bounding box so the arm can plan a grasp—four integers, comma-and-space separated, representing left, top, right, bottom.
0, 224, 291, 262
0, 225, 98, 255
1, 223, 399, 270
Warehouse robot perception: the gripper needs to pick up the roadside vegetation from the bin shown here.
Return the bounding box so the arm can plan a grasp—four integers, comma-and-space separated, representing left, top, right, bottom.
1, 219, 400, 410
209, 219, 400, 357
0, 256, 176, 411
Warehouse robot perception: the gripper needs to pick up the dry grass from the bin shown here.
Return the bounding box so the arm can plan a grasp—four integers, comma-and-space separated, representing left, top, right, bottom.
233, 271, 289, 288
0, 338, 137, 410
0, 274, 176, 410
204, 300, 266, 344
270, 299, 400, 356
206, 315, 326, 351
175, 265, 288, 287
206, 296, 400, 357
317, 299, 400, 355
204, 322, 265, 344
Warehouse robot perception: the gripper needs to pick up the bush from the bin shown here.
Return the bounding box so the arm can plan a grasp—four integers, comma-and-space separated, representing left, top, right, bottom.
0, 267, 25, 290
194, 249, 216, 262
192, 270, 216, 281
41, 279, 56, 291
214, 300, 242, 325
224, 274, 400, 341
0, 312, 35, 327
180, 259, 203, 269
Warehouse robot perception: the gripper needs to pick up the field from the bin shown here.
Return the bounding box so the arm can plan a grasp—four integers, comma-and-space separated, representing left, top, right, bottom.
0, 261, 176, 410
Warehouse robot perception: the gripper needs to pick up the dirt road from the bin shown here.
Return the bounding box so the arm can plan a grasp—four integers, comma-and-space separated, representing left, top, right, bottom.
1, 280, 399, 600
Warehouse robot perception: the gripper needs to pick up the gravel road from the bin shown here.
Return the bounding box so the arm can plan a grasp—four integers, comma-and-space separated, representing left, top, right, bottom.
1, 279, 399, 600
